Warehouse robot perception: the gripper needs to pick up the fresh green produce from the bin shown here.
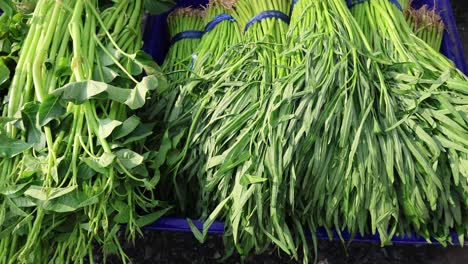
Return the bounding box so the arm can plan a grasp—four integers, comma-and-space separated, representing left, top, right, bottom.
143, 8, 206, 211
351, 0, 468, 245
169, 0, 468, 262
405, 4, 444, 50
1, 0, 467, 263
168, 0, 298, 258
160, 0, 243, 215
0, 0, 171, 262
192, 0, 242, 71
145, 7, 204, 142
163, 7, 205, 81
274, 0, 405, 260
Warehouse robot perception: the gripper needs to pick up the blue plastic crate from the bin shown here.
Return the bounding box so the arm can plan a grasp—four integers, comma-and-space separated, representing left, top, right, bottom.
142, 0, 468, 246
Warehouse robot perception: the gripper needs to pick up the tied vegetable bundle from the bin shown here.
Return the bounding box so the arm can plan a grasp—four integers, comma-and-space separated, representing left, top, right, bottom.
160, 0, 243, 215
168, 0, 299, 258
351, 0, 468, 245
192, 0, 242, 71
145, 7, 204, 144
273, 0, 402, 259
0, 0, 171, 262
150, 1, 295, 254
162, 7, 205, 79
144, 7, 206, 208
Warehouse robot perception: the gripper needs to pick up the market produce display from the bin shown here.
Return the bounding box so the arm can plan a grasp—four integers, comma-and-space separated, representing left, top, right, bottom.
286, 0, 401, 256
144, 6, 204, 139
162, 0, 468, 262
0, 0, 467, 263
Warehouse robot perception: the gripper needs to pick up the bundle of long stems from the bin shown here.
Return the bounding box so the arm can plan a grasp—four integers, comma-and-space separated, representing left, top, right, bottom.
146, 7, 205, 138
193, 0, 242, 71
163, 7, 205, 81
350, 0, 468, 244
167, 0, 242, 125
406, 4, 445, 50
264, 1, 405, 260
0, 0, 167, 262
161, 0, 243, 215
169, 0, 297, 258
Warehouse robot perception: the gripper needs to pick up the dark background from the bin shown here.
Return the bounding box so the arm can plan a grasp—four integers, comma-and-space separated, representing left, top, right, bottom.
452, 0, 468, 65
111, 1, 468, 263
110, 230, 468, 264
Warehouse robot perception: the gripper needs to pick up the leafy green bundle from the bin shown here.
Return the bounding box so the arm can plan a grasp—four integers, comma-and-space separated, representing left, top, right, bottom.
350, 0, 468, 244
146, 7, 204, 141
192, 0, 242, 72
0, 0, 169, 262
163, 7, 205, 81
169, 0, 298, 258
159, 0, 243, 215
262, 0, 406, 260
